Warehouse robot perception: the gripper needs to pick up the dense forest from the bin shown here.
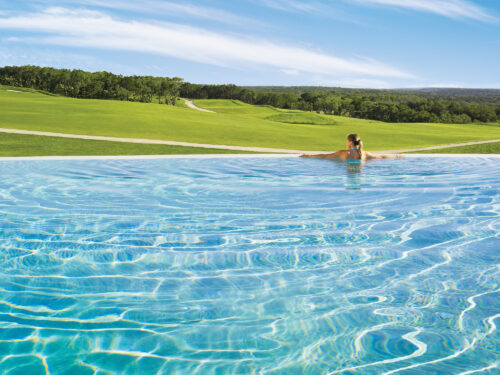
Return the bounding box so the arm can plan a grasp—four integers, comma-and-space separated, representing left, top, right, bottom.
243, 85, 500, 96
243, 86, 500, 104
0, 65, 183, 104
1, 65, 499, 124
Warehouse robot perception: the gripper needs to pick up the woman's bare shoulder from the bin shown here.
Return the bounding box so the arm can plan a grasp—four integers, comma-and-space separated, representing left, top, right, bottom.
300, 150, 347, 158
364, 151, 405, 159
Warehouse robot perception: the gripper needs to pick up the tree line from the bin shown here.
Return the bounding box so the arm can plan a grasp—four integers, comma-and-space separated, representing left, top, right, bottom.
1, 65, 499, 124
180, 83, 500, 124
0, 65, 183, 105
243, 86, 500, 103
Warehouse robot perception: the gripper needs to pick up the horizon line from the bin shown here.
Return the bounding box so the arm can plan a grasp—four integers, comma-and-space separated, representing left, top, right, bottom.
0, 64, 499, 91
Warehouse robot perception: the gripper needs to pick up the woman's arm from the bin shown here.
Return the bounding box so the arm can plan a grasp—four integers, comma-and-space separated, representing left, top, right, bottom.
364, 151, 405, 159
300, 151, 343, 158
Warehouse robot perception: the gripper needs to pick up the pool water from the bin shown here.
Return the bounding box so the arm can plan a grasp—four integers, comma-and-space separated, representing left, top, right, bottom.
0, 156, 498, 374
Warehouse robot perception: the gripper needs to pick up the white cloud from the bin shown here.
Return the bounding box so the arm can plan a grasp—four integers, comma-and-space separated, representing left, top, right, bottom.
315, 78, 391, 88
41, 0, 259, 27
406, 82, 463, 88
0, 45, 101, 71
255, 0, 362, 25
257, 0, 320, 13
0, 8, 412, 79
257, 0, 497, 22
350, 0, 497, 22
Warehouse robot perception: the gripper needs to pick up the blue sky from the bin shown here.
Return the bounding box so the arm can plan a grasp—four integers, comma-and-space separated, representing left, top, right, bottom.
0, 0, 498, 88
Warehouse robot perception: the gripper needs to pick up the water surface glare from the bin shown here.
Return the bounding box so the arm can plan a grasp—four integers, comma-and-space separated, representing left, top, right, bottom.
0, 156, 498, 374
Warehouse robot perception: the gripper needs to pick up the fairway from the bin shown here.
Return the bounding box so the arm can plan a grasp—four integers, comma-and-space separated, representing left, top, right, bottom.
1, 87, 500, 154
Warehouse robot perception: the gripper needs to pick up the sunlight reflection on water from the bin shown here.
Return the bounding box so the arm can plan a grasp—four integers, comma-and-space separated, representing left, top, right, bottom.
0, 156, 498, 374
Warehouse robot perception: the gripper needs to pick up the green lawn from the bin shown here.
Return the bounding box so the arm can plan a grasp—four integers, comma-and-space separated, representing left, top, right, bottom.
0, 133, 256, 157
265, 112, 337, 125
412, 142, 500, 154
1, 86, 500, 155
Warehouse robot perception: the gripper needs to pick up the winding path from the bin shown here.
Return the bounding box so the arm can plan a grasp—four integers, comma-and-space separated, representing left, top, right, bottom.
0, 127, 498, 154
0, 128, 304, 153
184, 100, 216, 113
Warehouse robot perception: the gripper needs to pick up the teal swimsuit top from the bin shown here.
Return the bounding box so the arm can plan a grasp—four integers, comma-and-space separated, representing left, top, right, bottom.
347, 148, 362, 163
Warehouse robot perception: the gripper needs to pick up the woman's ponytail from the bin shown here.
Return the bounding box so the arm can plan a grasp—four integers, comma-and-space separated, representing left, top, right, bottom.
357, 139, 363, 159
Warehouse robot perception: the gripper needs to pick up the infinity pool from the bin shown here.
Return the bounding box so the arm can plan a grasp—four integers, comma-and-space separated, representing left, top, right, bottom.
0, 156, 498, 374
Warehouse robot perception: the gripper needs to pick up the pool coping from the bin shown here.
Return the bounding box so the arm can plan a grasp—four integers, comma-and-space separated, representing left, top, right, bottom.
0, 153, 499, 161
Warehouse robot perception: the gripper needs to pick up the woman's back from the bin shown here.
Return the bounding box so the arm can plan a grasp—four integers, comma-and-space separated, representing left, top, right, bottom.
346, 148, 361, 160
300, 133, 404, 160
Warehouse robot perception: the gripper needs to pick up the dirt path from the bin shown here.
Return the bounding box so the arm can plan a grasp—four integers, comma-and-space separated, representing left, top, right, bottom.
375, 139, 500, 154
0, 127, 498, 154
0, 127, 304, 153
184, 100, 216, 113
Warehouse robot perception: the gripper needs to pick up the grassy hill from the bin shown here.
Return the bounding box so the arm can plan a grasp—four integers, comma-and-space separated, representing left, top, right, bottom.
1, 86, 500, 156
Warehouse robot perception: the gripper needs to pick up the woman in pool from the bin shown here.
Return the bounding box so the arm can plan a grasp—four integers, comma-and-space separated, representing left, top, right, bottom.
301, 134, 404, 160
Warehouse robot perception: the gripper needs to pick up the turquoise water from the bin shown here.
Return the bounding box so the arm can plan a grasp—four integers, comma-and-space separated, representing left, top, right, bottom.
0, 156, 498, 374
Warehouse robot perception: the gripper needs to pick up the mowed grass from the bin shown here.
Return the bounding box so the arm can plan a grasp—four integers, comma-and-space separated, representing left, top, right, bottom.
1, 86, 500, 152
0, 133, 256, 157
412, 142, 500, 154
265, 112, 337, 125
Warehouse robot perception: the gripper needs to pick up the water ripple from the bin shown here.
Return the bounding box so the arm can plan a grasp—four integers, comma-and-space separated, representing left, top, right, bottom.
0, 156, 498, 374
